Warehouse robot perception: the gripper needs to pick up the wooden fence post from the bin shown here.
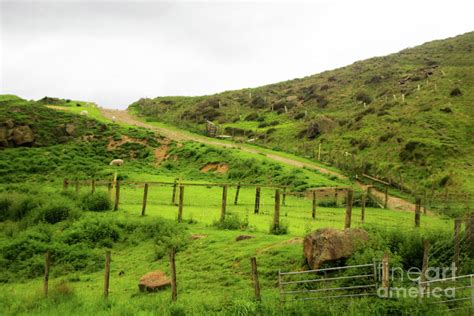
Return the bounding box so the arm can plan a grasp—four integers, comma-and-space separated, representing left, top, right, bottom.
420, 240, 431, 296
312, 191, 317, 220
273, 189, 281, 232
283, 187, 287, 206
415, 198, 421, 228
113, 180, 120, 211
384, 185, 388, 209
381, 252, 390, 297
220, 185, 228, 222
44, 251, 50, 297
177, 185, 184, 223
423, 191, 427, 215
170, 248, 177, 302
91, 179, 96, 194
334, 188, 338, 207
141, 183, 149, 216
234, 183, 241, 205
454, 218, 461, 269
254, 187, 261, 214
104, 250, 111, 298
171, 179, 178, 205
250, 257, 261, 301
467, 214, 474, 258
63, 179, 68, 191
344, 189, 353, 229
361, 193, 366, 224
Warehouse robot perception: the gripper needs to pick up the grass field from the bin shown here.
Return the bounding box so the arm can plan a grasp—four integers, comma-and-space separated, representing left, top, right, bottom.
0, 96, 470, 315
0, 177, 460, 315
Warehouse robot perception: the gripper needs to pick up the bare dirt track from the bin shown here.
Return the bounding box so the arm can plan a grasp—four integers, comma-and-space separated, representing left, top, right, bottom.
100, 109, 419, 213
101, 109, 344, 178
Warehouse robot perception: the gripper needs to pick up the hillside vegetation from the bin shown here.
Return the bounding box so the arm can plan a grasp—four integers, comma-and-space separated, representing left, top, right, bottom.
129, 32, 474, 197
0, 95, 345, 189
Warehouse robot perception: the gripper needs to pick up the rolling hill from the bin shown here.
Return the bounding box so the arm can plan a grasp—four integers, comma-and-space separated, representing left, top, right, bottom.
129, 32, 474, 198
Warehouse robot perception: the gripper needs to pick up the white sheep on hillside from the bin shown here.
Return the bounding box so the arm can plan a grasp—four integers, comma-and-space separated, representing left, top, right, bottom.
111, 116, 117, 123
80, 110, 89, 116
109, 159, 124, 166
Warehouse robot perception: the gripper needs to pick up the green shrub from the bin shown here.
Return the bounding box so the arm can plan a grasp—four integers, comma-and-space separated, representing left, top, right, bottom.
214, 213, 248, 230
0, 193, 43, 221
61, 218, 120, 248
450, 87, 462, 97
35, 198, 77, 224
355, 91, 372, 104
269, 219, 289, 235
81, 192, 111, 212
0, 194, 13, 221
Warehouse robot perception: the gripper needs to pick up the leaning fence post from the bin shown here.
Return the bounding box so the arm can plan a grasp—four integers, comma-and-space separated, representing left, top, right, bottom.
63, 179, 68, 191
467, 214, 474, 258
384, 185, 388, 209
141, 183, 149, 216
171, 179, 178, 205
415, 198, 421, 228
254, 187, 261, 214
91, 179, 96, 194
170, 248, 177, 302
344, 189, 353, 229
250, 257, 261, 301
381, 252, 390, 297
273, 189, 281, 232
312, 191, 317, 220
113, 180, 120, 211
104, 250, 111, 298
454, 218, 461, 269
361, 193, 366, 224
420, 240, 431, 297
220, 185, 228, 222
44, 251, 50, 297
177, 185, 184, 223
234, 183, 241, 205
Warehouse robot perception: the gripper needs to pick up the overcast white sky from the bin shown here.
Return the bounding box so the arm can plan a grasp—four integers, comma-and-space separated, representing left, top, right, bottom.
1, 0, 473, 109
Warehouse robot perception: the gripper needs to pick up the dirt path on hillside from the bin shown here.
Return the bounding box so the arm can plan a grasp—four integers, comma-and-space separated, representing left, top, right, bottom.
100, 108, 419, 213
101, 109, 344, 178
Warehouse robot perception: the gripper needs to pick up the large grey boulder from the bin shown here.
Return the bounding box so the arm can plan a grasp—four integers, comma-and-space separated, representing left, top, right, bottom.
303, 228, 368, 269
11, 125, 34, 145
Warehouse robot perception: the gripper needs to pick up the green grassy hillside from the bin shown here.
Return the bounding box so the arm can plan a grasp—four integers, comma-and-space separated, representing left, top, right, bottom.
0, 95, 347, 189
0, 97, 471, 314
129, 32, 474, 198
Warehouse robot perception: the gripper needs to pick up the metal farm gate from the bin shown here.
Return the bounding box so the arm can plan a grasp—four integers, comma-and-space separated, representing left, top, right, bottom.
278, 263, 379, 302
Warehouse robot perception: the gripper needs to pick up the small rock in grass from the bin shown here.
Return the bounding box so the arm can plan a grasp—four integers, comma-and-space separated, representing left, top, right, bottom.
138, 271, 171, 292
236, 235, 254, 242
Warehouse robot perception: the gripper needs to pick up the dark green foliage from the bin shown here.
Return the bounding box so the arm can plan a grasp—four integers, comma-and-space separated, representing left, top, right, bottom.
80, 192, 111, 212
244, 113, 260, 121
450, 87, 462, 96
61, 218, 120, 248
0, 193, 41, 221
355, 91, 373, 104
269, 219, 288, 235
35, 198, 78, 224
213, 213, 248, 231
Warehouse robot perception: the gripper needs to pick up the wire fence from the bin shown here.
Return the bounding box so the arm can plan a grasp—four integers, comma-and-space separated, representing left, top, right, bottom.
63, 178, 457, 235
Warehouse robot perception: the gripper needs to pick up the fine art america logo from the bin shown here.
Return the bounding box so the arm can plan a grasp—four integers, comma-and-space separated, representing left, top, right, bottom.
377, 263, 457, 298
